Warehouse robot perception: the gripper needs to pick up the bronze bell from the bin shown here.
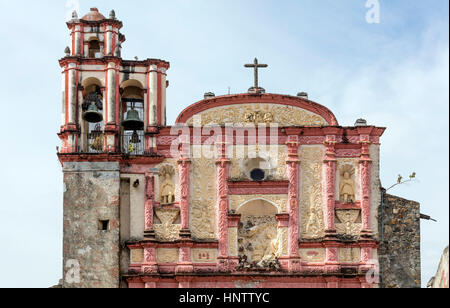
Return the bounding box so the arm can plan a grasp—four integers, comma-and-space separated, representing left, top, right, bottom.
82, 103, 103, 123
122, 109, 144, 131
130, 130, 140, 144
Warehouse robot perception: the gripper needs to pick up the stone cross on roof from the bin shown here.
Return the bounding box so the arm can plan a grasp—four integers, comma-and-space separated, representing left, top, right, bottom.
244, 58, 268, 94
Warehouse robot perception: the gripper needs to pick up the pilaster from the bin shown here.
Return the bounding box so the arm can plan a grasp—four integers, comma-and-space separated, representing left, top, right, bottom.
286, 137, 301, 272
216, 142, 231, 271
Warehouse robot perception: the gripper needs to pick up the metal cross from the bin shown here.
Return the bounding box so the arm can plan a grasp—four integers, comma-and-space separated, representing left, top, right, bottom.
244, 58, 268, 90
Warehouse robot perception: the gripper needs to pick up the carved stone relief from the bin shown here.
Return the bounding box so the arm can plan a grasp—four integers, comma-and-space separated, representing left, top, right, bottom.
186, 104, 327, 126
338, 248, 361, 263
153, 208, 181, 242
300, 146, 325, 239
156, 248, 179, 263
339, 164, 356, 203
238, 216, 280, 266
335, 209, 362, 237
336, 159, 359, 201
370, 145, 381, 237
299, 248, 326, 263
191, 151, 216, 239
156, 160, 179, 203
159, 165, 175, 205
191, 249, 218, 263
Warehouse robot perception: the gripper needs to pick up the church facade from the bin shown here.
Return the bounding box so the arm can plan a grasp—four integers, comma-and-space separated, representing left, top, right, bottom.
57, 9, 421, 288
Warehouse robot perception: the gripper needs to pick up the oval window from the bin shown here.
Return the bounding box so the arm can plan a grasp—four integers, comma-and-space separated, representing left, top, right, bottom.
250, 169, 265, 181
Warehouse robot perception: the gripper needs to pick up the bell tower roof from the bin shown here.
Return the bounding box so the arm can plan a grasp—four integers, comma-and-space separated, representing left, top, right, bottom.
81, 8, 106, 22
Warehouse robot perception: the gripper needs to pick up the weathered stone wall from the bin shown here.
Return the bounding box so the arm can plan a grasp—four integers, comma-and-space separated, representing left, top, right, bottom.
379, 191, 421, 288
62, 162, 120, 288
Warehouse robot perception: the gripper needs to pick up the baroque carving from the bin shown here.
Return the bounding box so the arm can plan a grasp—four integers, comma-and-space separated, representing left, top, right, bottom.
335, 209, 361, 237
153, 209, 181, 242
339, 248, 361, 263
236, 215, 282, 271
186, 104, 327, 126
300, 146, 325, 239
192, 249, 218, 263
242, 110, 274, 124
159, 165, 175, 205
339, 164, 356, 203
299, 248, 325, 263
191, 153, 216, 239
238, 216, 280, 266
156, 249, 179, 263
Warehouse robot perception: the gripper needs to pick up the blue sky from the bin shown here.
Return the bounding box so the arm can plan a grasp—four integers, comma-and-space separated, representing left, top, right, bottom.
0, 0, 448, 288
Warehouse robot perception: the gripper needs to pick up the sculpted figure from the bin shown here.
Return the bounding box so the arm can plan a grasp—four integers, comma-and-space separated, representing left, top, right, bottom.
160, 166, 175, 205
263, 112, 274, 123
340, 171, 355, 203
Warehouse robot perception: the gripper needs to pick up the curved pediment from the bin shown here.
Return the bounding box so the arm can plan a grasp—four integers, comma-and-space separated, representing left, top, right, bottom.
176, 93, 338, 127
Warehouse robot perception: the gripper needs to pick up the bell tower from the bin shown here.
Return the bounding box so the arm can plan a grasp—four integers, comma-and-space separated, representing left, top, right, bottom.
59, 7, 169, 155
58, 8, 169, 288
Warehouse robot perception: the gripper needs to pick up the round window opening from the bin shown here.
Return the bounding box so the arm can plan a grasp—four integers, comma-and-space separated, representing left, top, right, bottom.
250, 168, 266, 181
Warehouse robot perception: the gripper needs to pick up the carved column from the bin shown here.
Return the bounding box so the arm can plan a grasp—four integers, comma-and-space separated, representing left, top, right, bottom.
59, 61, 80, 153
286, 139, 301, 272
144, 171, 156, 238
104, 60, 120, 152
147, 64, 158, 128
216, 142, 231, 271
178, 158, 191, 237
176, 155, 194, 274
358, 129, 373, 237
323, 134, 337, 235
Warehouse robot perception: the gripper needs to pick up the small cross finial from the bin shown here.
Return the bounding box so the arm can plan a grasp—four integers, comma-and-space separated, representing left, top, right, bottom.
244, 58, 268, 93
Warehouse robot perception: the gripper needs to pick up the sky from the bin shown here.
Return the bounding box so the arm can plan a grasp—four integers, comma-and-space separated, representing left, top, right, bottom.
0, 0, 448, 288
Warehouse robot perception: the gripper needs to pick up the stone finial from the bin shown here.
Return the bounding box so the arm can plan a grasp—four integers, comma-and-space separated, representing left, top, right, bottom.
64, 46, 71, 56
297, 92, 308, 99
109, 10, 116, 19
204, 92, 215, 99
355, 118, 368, 126
72, 10, 78, 20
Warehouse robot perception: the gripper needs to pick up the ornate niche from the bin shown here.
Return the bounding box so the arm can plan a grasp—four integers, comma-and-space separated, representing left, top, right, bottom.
159, 165, 176, 205
236, 199, 281, 271
338, 164, 356, 204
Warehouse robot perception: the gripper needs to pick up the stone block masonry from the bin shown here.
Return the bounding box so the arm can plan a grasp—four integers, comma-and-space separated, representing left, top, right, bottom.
379, 191, 421, 288
62, 162, 121, 288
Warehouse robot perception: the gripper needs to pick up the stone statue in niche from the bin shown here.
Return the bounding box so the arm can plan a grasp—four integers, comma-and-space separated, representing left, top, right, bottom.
159, 165, 175, 205
339, 165, 356, 204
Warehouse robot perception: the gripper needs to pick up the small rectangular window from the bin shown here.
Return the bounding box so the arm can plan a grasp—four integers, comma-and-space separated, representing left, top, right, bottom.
99, 220, 109, 231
